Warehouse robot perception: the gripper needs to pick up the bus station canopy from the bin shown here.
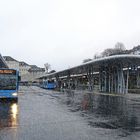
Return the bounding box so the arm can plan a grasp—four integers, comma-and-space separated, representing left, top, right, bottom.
40, 54, 140, 79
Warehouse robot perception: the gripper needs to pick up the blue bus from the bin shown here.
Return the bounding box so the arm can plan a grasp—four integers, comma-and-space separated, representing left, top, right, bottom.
41, 80, 56, 89
0, 69, 19, 101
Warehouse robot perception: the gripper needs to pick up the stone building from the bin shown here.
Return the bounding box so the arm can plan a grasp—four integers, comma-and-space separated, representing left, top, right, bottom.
21, 65, 45, 82
3, 56, 19, 71
19, 61, 30, 76
3, 56, 45, 82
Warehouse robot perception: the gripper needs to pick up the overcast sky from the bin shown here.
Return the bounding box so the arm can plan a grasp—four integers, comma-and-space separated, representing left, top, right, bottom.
0, 0, 140, 71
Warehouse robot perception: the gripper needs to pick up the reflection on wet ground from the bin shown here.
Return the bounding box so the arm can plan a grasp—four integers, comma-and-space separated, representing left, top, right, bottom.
58, 90, 140, 137
0, 86, 140, 139
0, 100, 18, 129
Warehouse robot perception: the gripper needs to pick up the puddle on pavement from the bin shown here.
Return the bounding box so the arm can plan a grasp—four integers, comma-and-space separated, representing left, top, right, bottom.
58, 90, 140, 136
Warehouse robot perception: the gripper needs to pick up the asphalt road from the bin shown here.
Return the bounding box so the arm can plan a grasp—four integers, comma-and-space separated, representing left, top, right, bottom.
0, 86, 140, 140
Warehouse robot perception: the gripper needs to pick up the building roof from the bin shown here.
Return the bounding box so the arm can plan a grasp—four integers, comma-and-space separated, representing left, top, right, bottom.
3, 56, 45, 71
0, 54, 8, 68
3, 56, 19, 62
19, 61, 29, 66
30, 65, 38, 68
28, 67, 45, 72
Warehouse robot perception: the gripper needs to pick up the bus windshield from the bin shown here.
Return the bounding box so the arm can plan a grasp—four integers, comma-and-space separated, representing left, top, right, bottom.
0, 74, 17, 90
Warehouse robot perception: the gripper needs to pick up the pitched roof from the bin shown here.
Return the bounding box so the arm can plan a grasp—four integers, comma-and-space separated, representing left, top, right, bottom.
19, 61, 29, 66
0, 54, 9, 68
3, 56, 19, 62
28, 67, 45, 72
30, 65, 38, 68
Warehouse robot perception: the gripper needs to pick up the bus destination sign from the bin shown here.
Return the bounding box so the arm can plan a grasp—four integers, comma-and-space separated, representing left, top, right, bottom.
0, 69, 16, 74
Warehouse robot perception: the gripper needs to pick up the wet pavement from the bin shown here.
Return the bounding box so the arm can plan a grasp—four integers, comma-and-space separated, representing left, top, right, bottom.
0, 86, 140, 140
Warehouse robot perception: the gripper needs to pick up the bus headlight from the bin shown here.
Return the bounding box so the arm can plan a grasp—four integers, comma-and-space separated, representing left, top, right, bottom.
12, 93, 18, 96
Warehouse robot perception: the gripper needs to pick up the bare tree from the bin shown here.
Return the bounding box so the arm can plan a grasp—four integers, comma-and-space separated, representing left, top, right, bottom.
101, 48, 114, 57
44, 63, 51, 73
101, 42, 126, 57
114, 42, 126, 54
93, 53, 101, 59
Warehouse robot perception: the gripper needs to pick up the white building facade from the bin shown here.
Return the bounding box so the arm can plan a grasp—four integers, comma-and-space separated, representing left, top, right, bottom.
4, 56, 45, 82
